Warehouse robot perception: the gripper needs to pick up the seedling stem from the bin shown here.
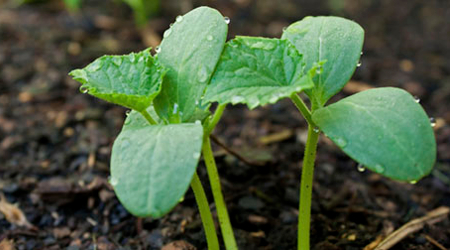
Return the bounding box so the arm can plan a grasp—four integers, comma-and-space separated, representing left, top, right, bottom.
190, 172, 220, 250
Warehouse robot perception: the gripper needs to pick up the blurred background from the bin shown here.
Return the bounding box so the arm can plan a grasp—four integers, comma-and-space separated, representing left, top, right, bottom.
0, 0, 449, 249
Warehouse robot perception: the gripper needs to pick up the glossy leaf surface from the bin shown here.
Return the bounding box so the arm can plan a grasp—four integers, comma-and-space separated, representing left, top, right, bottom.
70, 49, 165, 112
282, 16, 364, 106
204, 36, 314, 109
154, 6, 228, 122
110, 121, 203, 217
312, 87, 436, 181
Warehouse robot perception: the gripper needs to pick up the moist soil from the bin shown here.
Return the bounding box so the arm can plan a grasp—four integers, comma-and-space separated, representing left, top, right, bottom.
0, 0, 450, 249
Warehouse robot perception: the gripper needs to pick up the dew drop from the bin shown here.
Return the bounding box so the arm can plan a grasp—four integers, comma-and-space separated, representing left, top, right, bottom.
173, 103, 178, 114
335, 137, 347, 148
129, 53, 136, 63
356, 61, 362, 67
155, 46, 161, 53
360, 51, 364, 55
112, 57, 122, 66
414, 96, 420, 103
313, 127, 320, 133
282, 27, 287, 32
269, 95, 278, 103
430, 117, 436, 127
316, 67, 321, 74
193, 152, 201, 159
231, 95, 245, 103
409, 180, 417, 184
207, 35, 213, 41
224, 16, 230, 24
357, 164, 366, 172
178, 196, 185, 202
125, 110, 131, 116
195, 120, 201, 125
374, 164, 385, 173
197, 66, 208, 83
79, 85, 89, 94
163, 28, 172, 38
109, 176, 118, 186
176, 15, 183, 22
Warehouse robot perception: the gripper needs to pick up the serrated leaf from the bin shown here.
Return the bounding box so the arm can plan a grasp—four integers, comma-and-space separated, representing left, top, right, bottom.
70, 49, 165, 112
110, 123, 203, 217
153, 6, 228, 123
204, 36, 314, 109
312, 87, 436, 181
282, 16, 364, 106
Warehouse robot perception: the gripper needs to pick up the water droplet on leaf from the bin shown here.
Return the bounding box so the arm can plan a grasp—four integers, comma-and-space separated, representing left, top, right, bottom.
357, 164, 366, 172
197, 66, 208, 83
231, 95, 245, 103
109, 176, 118, 186
129, 53, 136, 63
193, 152, 201, 159
112, 57, 122, 66
313, 127, 320, 133
176, 15, 183, 22
430, 117, 436, 127
163, 28, 172, 38
224, 17, 230, 24
79, 85, 89, 94
335, 137, 347, 148
125, 110, 131, 116
173, 103, 178, 114
195, 120, 201, 125
414, 96, 420, 103
207, 35, 213, 41
374, 164, 385, 173
155, 46, 161, 53
356, 61, 362, 67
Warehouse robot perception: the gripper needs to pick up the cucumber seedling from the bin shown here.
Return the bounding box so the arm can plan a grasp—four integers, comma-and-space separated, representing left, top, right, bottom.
205, 16, 436, 249
71, 7, 237, 250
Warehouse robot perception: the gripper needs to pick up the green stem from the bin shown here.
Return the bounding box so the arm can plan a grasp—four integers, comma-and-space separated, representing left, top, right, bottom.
202, 136, 238, 250
190, 172, 220, 250
291, 94, 314, 126
206, 104, 226, 135
140, 109, 158, 125
298, 124, 320, 250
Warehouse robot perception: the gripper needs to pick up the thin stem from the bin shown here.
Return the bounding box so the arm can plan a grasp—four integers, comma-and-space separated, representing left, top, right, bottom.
291, 94, 314, 126
140, 109, 158, 125
202, 136, 238, 250
298, 125, 320, 250
206, 104, 226, 135
190, 172, 220, 250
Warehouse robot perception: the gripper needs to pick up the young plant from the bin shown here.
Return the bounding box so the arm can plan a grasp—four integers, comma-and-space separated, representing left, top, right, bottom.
70, 7, 237, 250
205, 16, 436, 249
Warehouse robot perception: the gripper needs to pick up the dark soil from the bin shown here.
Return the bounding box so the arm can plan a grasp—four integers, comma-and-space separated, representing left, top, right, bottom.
1, 0, 450, 249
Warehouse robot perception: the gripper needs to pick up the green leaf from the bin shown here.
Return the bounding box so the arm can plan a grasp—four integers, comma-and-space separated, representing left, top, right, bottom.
204, 36, 314, 109
312, 87, 436, 181
110, 122, 204, 217
282, 16, 364, 106
153, 6, 228, 123
70, 49, 165, 112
